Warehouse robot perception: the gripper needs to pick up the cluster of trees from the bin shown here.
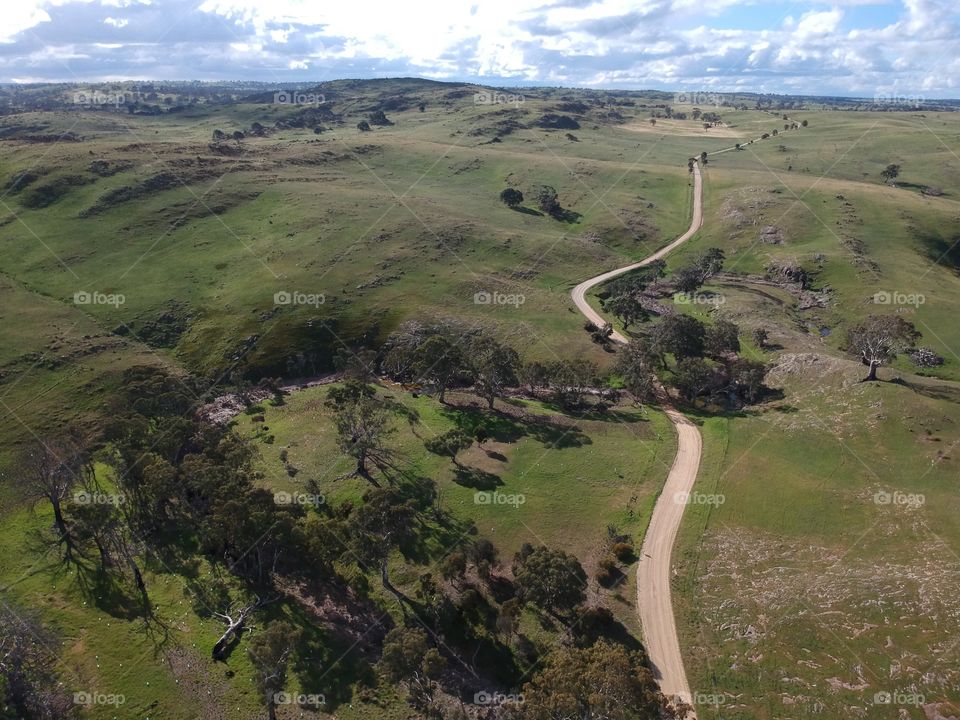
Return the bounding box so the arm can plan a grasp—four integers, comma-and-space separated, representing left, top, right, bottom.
497, 185, 570, 218
381, 321, 623, 412
382, 322, 520, 408
616, 314, 768, 406
1, 368, 422, 716
3, 333, 699, 719
318, 370, 682, 717
598, 260, 667, 332
595, 249, 724, 341
520, 358, 616, 410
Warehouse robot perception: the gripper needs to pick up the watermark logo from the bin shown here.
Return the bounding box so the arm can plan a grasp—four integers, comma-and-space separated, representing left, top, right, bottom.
474, 691, 525, 705
674, 91, 722, 107
74, 490, 124, 506
872, 290, 924, 308
873, 490, 924, 509
274, 290, 325, 307
274, 490, 325, 508
474, 91, 525, 106
675, 291, 725, 306
73, 90, 126, 107
674, 491, 725, 506
873, 92, 923, 108
273, 692, 325, 707
74, 290, 125, 308
872, 690, 925, 706
474, 491, 526, 508
691, 691, 727, 707
73, 692, 125, 707
273, 91, 325, 106
473, 290, 525, 307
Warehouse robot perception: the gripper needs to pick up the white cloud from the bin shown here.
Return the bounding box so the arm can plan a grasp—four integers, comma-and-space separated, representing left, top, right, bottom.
795, 9, 843, 37
0, 4, 52, 42
0, 0, 957, 96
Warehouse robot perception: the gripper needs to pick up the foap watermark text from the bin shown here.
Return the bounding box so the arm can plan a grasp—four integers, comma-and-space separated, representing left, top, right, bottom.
74, 290, 125, 308
475, 491, 525, 507
474, 290, 525, 307
275, 290, 325, 307
274, 91, 325, 106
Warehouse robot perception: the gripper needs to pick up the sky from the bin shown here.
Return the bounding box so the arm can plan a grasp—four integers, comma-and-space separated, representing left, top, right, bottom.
1, 0, 958, 97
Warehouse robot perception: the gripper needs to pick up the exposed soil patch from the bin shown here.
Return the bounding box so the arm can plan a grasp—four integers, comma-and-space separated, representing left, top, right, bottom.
164, 645, 234, 720
720, 187, 777, 229
759, 224, 785, 244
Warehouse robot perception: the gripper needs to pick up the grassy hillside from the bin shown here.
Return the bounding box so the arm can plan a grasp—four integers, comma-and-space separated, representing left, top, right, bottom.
664, 107, 960, 718
2, 80, 959, 719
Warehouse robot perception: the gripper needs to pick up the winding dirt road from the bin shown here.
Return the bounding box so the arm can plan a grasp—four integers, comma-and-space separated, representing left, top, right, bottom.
571, 162, 704, 714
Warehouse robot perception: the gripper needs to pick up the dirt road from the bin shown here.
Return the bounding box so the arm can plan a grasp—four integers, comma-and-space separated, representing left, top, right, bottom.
570, 162, 703, 714
571, 162, 703, 342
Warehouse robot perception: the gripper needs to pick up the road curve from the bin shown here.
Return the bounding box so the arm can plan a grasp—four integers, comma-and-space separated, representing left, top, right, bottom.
572, 162, 703, 343
571, 162, 704, 714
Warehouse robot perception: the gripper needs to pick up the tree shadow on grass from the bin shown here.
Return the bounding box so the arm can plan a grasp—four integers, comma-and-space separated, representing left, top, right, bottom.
897, 181, 948, 196
584, 616, 643, 653
771, 404, 800, 413
404, 504, 475, 565
487, 574, 517, 604
530, 424, 591, 449
510, 206, 543, 217
894, 377, 960, 403
149, 524, 204, 580
453, 465, 503, 490
440, 403, 592, 449
68, 555, 152, 623
441, 405, 524, 443
551, 208, 582, 223
558, 406, 647, 424
483, 449, 508, 462
291, 612, 378, 711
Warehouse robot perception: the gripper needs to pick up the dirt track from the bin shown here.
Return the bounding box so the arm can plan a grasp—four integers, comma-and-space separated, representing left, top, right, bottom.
571, 161, 703, 714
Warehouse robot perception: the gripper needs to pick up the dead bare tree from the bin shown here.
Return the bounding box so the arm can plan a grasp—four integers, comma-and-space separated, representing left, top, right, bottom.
9, 437, 91, 560
211, 594, 279, 660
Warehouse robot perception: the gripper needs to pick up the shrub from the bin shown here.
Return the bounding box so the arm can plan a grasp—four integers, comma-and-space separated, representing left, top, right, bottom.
595, 556, 619, 587
611, 542, 636, 563
910, 347, 944, 367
